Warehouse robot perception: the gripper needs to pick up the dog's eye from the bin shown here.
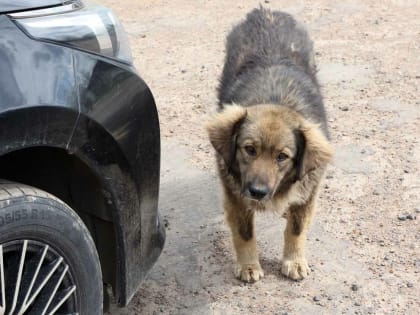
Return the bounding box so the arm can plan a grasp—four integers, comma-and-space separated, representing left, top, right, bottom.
244, 145, 257, 156
276, 152, 289, 162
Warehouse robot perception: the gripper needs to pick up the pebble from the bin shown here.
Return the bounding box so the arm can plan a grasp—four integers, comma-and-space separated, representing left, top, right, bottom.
163, 218, 170, 228
351, 284, 359, 291
399, 213, 416, 221
340, 106, 350, 111
313, 296, 321, 302
407, 282, 414, 288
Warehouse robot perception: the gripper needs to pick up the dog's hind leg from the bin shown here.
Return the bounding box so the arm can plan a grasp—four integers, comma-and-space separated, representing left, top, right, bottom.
224, 194, 264, 283
281, 198, 316, 280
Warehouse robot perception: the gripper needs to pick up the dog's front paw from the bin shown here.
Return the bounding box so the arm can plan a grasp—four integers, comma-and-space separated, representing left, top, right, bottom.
234, 262, 264, 283
281, 257, 309, 280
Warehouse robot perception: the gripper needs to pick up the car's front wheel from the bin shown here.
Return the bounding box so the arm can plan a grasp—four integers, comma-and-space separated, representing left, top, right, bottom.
0, 181, 103, 314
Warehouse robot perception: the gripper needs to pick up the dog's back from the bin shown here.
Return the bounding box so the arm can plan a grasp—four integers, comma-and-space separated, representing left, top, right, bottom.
218, 7, 328, 134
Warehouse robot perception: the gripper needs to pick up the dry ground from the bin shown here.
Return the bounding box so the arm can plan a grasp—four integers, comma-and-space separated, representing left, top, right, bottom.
102, 0, 419, 314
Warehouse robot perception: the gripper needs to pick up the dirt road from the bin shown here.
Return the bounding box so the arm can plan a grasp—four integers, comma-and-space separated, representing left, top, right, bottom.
103, 0, 419, 314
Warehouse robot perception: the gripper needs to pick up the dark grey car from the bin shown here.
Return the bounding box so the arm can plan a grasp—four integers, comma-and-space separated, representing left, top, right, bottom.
0, 1, 165, 313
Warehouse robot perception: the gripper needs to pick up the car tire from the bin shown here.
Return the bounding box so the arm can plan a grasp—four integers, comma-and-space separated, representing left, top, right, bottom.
0, 180, 103, 314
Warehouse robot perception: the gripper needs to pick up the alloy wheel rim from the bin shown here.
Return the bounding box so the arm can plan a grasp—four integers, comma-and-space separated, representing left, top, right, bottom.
0, 239, 77, 315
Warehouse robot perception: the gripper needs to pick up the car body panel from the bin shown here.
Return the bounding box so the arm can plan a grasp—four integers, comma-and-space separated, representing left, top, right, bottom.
0, 16, 77, 119
69, 52, 164, 304
0, 15, 77, 153
0, 14, 164, 306
0, 0, 65, 14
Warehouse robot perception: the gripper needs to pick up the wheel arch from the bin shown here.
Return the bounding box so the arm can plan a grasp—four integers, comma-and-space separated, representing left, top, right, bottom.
0, 146, 119, 290
0, 107, 131, 301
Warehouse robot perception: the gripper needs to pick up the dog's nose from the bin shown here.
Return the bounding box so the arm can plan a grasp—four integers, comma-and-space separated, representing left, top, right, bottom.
248, 185, 269, 200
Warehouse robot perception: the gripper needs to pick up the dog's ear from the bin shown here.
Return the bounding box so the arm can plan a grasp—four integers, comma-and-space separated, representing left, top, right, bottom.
293, 122, 333, 181
206, 105, 247, 167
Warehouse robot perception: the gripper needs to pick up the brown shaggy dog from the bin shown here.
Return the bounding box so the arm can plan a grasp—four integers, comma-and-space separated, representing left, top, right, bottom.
207, 8, 333, 282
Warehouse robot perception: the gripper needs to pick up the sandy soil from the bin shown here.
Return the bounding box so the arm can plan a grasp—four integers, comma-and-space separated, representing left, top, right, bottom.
102, 0, 419, 314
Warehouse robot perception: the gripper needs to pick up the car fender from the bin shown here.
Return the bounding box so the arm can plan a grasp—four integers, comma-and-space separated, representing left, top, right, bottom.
68, 53, 164, 305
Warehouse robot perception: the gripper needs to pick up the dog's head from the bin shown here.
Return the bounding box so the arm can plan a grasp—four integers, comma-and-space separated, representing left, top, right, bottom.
206, 105, 333, 202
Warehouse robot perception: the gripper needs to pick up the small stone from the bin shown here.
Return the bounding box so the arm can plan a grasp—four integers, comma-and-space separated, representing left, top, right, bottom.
181, 69, 187, 73
313, 296, 320, 302
351, 284, 359, 291
327, 296, 333, 301
398, 214, 407, 221
407, 214, 416, 220
163, 218, 170, 228
415, 208, 420, 213
341, 106, 349, 111
407, 282, 414, 288
355, 302, 361, 306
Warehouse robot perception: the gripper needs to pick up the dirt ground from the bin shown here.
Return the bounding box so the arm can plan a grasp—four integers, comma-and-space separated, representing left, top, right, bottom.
102, 0, 419, 314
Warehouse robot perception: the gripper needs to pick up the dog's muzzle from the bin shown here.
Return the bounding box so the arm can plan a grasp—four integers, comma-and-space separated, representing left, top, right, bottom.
246, 183, 270, 201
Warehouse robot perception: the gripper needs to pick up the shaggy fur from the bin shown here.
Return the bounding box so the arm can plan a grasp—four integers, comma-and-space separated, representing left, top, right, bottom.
207, 7, 333, 282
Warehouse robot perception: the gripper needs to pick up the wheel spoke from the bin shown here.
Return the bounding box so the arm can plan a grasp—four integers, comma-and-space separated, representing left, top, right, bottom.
24, 257, 63, 308
7, 240, 27, 315
0, 240, 76, 314
0, 245, 5, 315
46, 285, 76, 315
16, 245, 49, 315
27, 264, 69, 315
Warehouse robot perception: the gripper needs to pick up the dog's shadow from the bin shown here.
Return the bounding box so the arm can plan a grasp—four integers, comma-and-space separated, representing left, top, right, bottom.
259, 255, 287, 281
260, 254, 318, 286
